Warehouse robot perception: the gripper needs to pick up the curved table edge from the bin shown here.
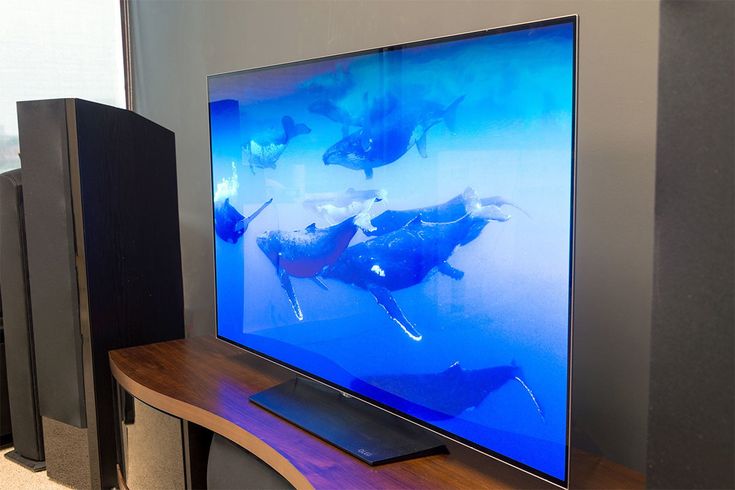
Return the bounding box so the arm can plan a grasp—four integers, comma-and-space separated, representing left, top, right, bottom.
110, 355, 315, 490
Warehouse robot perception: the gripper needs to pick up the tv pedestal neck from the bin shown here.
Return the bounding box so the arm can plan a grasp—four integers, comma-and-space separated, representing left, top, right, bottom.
109, 337, 644, 489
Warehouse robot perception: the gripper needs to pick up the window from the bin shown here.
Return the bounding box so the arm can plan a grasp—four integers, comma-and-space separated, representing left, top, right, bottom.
0, 0, 126, 172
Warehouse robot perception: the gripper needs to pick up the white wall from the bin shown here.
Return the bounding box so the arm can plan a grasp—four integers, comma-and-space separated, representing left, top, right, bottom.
129, 0, 658, 472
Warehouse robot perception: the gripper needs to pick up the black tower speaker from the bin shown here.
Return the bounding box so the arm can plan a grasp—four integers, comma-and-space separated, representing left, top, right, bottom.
0, 318, 10, 447
0, 169, 45, 470
17, 99, 185, 488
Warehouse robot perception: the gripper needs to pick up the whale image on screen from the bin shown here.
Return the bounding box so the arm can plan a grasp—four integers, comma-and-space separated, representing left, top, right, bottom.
209, 16, 575, 487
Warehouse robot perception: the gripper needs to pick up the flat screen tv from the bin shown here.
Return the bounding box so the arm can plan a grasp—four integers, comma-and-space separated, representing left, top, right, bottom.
209, 15, 576, 488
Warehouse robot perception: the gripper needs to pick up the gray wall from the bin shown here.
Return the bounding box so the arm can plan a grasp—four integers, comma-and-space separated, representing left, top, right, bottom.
130, 0, 658, 472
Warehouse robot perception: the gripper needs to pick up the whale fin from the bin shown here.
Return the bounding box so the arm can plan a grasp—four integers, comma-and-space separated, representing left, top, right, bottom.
513, 375, 546, 423
243, 198, 273, 226
311, 276, 328, 290
481, 196, 532, 219
278, 268, 303, 321
363, 167, 374, 179
443, 95, 465, 133
305, 223, 317, 232
437, 261, 464, 280
461, 187, 481, 214
368, 284, 422, 341
406, 215, 423, 228
475, 204, 511, 222
416, 133, 428, 158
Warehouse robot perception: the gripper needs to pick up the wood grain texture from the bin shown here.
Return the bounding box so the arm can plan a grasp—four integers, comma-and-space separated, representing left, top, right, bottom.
110, 337, 643, 489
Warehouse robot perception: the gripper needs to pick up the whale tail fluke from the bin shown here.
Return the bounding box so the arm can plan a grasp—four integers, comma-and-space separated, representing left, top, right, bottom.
443, 95, 466, 133
282, 116, 312, 141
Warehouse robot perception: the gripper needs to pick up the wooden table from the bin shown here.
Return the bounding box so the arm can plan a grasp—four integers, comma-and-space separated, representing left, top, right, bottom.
109, 336, 644, 489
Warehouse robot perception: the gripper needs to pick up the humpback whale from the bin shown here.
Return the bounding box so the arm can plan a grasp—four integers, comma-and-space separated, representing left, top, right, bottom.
352, 361, 545, 421
243, 116, 311, 173
322, 95, 465, 179
257, 214, 370, 320
321, 202, 506, 340
214, 198, 272, 244
366, 187, 525, 237
302, 188, 387, 227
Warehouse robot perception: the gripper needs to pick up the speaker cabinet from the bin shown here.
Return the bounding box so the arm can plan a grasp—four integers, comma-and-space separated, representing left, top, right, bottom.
207, 434, 293, 490
0, 169, 45, 469
0, 323, 10, 447
17, 98, 185, 488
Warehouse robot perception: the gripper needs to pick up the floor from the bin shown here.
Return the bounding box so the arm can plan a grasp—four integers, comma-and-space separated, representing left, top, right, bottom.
0, 399, 186, 490
0, 446, 68, 489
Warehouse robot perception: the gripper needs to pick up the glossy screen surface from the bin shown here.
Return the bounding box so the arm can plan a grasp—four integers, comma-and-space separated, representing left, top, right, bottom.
210, 17, 575, 486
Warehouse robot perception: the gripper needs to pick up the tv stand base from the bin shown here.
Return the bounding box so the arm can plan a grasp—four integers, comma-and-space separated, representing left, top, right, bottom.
250, 377, 447, 465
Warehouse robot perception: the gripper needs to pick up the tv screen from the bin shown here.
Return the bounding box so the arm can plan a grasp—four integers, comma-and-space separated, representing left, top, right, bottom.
209, 15, 576, 487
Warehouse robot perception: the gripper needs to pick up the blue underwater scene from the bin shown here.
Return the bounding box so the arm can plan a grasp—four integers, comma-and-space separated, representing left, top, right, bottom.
210, 20, 574, 483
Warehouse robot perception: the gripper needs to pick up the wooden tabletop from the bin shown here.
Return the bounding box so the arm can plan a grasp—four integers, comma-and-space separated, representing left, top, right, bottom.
109, 336, 643, 489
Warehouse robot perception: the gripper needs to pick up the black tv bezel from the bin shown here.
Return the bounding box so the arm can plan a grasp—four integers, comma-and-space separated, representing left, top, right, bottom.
207, 14, 577, 489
